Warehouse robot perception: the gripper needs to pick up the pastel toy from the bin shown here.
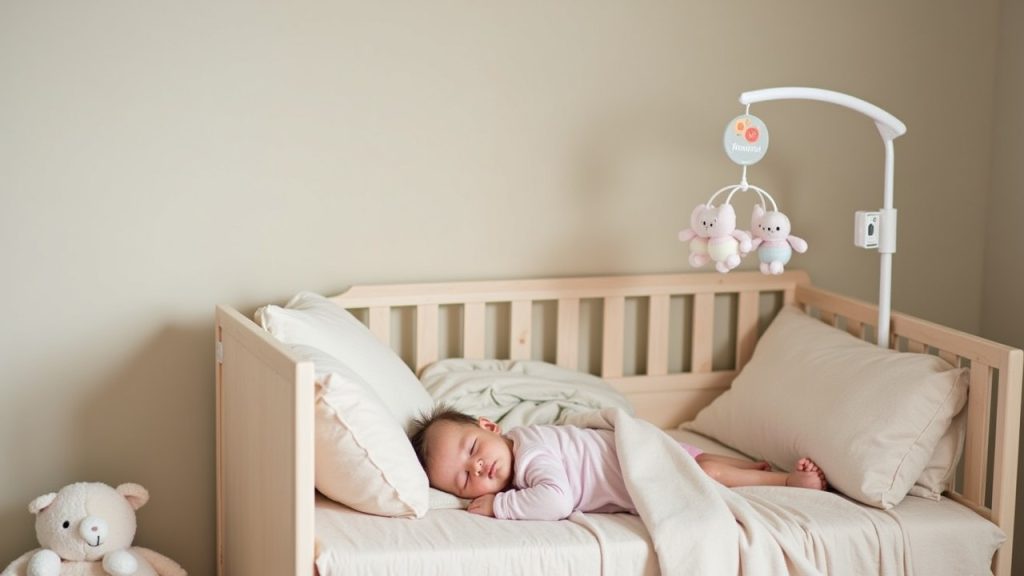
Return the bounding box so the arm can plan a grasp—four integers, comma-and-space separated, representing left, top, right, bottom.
1, 482, 186, 576
750, 204, 808, 275
705, 203, 752, 273
677, 204, 713, 268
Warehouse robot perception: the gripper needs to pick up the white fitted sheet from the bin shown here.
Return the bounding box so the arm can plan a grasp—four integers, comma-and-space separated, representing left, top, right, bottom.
314, 429, 1003, 576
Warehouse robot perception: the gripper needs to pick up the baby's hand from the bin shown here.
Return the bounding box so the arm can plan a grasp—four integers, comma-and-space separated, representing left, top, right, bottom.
468, 493, 496, 517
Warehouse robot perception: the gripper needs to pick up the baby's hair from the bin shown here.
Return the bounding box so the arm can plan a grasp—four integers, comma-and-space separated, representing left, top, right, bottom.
409, 403, 478, 469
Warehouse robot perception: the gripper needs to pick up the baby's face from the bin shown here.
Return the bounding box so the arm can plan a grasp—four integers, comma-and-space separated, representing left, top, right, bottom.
425, 418, 514, 499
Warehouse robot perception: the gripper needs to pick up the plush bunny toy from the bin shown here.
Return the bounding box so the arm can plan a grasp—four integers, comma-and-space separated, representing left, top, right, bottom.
0, 482, 186, 576
679, 203, 752, 273
677, 203, 713, 267
750, 204, 808, 275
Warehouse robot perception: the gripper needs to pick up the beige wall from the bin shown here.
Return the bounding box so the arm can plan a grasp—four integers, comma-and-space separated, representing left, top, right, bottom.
0, 2, 1009, 573
985, 0, 1024, 572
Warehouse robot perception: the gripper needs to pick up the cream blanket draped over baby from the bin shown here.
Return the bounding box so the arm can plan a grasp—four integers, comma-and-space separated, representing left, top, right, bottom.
563, 408, 905, 576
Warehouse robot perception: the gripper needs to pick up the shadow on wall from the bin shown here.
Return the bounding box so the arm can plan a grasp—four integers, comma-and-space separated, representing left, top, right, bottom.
72, 322, 215, 575
0, 506, 28, 566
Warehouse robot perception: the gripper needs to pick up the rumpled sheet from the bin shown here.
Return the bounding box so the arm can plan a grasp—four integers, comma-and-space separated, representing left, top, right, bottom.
420, 359, 634, 428
563, 408, 906, 576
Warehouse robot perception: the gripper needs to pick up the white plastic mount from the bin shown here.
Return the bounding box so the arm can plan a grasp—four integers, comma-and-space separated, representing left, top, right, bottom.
738, 87, 906, 347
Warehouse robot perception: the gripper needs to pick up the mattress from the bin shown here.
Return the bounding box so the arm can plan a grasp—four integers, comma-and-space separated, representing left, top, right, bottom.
314, 429, 1003, 576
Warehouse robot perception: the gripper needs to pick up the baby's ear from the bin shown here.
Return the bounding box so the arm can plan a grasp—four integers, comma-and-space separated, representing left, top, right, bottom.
478, 417, 501, 434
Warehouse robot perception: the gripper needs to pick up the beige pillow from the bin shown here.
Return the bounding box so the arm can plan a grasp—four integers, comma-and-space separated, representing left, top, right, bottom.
296, 344, 429, 517
909, 408, 966, 500
684, 306, 967, 509
257, 291, 433, 434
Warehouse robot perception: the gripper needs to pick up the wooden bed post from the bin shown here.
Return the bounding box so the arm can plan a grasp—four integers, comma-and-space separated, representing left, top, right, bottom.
216, 306, 316, 576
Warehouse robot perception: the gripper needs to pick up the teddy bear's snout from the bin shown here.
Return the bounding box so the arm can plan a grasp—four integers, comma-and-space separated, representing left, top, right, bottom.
78, 516, 109, 547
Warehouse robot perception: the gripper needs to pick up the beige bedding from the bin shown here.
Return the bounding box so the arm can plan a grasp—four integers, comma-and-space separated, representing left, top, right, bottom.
315, 496, 657, 576
315, 426, 1002, 576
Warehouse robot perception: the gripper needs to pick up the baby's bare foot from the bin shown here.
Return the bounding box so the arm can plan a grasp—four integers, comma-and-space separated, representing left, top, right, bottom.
794, 458, 828, 489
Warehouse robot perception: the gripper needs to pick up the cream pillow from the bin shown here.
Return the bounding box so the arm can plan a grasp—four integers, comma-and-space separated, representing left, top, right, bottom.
909, 409, 966, 500
258, 291, 433, 433
295, 344, 429, 518
684, 305, 967, 509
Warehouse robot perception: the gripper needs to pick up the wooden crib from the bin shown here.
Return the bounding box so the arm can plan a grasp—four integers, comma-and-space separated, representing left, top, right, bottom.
214, 270, 1022, 575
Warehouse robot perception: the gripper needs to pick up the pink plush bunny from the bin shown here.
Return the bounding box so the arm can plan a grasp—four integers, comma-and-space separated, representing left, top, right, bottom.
678, 204, 713, 268
750, 204, 807, 275
705, 203, 751, 273
680, 203, 752, 273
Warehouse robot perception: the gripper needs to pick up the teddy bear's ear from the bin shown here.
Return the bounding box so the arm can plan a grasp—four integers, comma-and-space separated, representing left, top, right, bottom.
29, 493, 57, 515
116, 483, 150, 511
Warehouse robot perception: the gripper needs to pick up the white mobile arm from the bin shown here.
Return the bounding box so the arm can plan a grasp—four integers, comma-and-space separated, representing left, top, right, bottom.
739, 87, 906, 347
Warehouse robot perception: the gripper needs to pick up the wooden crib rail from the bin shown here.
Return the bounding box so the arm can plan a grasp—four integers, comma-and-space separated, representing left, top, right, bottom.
330, 270, 809, 427
796, 284, 1023, 576
331, 271, 808, 372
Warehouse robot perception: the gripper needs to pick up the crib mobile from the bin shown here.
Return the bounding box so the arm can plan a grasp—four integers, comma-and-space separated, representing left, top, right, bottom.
681, 87, 906, 346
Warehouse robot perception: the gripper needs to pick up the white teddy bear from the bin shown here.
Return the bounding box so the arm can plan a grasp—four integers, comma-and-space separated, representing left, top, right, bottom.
1, 482, 186, 576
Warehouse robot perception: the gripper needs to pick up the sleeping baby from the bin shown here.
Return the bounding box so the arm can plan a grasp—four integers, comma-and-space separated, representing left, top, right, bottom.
410, 404, 828, 520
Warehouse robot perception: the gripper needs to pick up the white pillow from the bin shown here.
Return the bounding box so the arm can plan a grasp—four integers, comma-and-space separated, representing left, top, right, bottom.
294, 344, 429, 518
684, 305, 967, 509
257, 291, 433, 433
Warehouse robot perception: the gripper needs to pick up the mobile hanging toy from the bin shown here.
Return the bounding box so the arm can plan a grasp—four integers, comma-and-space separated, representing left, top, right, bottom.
681, 87, 906, 347
680, 110, 806, 275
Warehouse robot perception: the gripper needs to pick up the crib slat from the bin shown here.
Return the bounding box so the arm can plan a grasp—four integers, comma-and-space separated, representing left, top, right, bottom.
647, 294, 670, 376
602, 296, 625, 378
510, 300, 531, 360
557, 297, 581, 368
462, 302, 486, 359
783, 286, 797, 304
819, 310, 836, 327
368, 306, 390, 345
416, 304, 439, 373
846, 319, 864, 340
691, 293, 713, 373
938, 350, 958, 367
736, 291, 759, 370
963, 362, 993, 503
556, 298, 580, 370
906, 339, 926, 354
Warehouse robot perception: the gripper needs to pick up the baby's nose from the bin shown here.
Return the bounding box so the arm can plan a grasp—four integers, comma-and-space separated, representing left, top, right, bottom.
474, 459, 483, 476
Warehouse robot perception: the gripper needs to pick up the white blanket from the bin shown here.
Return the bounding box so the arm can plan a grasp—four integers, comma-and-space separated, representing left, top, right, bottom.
563, 408, 906, 576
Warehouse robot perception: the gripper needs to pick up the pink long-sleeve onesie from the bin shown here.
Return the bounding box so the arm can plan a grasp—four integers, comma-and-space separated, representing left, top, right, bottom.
491, 424, 701, 521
